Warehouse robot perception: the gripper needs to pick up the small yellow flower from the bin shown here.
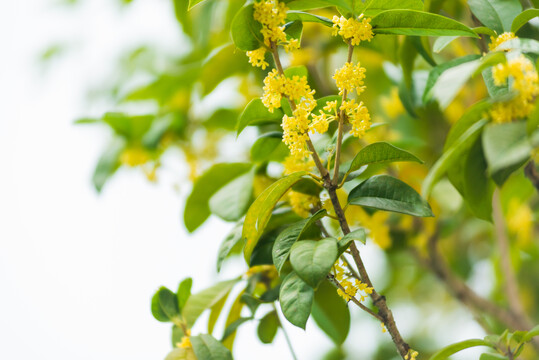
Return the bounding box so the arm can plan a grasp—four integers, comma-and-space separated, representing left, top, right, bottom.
381, 323, 387, 333
288, 190, 319, 217
262, 69, 286, 112
404, 349, 419, 360
333, 62, 367, 95
177, 336, 192, 349
253, 0, 288, 47
340, 99, 371, 138
282, 155, 315, 175
488, 32, 516, 51
246, 47, 269, 70
332, 14, 374, 45
333, 258, 373, 302
120, 147, 151, 166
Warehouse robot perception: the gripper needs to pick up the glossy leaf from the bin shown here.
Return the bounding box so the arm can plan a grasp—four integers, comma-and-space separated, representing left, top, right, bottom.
349, 175, 433, 217
184, 163, 252, 232
243, 171, 307, 264
272, 209, 327, 273
286, 0, 352, 12
286, 11, 333, 27
312, 280, 350, 345
182, 279, 239, 327
237, 99, 285, 136
251, 132, 289, 163
468, 0, 521, 33
346, 142, 423, 174
191, 334, 233, 360
371, 10, 478, 37
257, 311, 279, 344
357, 0, 423, 17
231, 4, 263, 51
209, 168, 255, 222
511, 9, 539, 33
429, 339, 491, 360
279, 272, 314, 329
338, 229, 366, 254
290, 238, 338, 288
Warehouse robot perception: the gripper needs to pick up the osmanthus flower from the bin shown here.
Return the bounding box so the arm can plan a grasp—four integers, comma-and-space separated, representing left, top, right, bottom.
287, 190, 319, 217
333, 258, 373, 302
282, 155, 315, 175
341, 99, 372, 138
489, 54, 539, 123
488, 32, 516, 51
405, 349, 419, 360
246, 47, 269, 70
332, 14, 374, 45
333, 61, 367, 95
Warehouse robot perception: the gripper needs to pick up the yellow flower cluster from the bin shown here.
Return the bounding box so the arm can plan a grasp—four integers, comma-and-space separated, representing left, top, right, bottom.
282, 155, 315, 175
332, 15, 374, 45
120, 147, 150, 166
177, 335, 191, 349
288, 190, 319, 217
507, 198, 534, 247
333, 62, 367, 95
341, 99, 372, 138
333, 258, 373, 302
346, 205, 391, 249
490, 55, 539, 123
246, 48, 269, 70
405, 349, 419, 360
489, 32, 516, 51
282, 99, 317, 158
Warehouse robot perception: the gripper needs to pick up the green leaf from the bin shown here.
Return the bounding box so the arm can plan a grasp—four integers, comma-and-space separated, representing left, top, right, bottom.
423, 55, 481, 103
243, 171, 308, 264
346, 142, 423, 174
423, 119, 489, 196
191, 334, 233, 360
284, 65, 309, 79
290, 238, 338, 288
349, 175, 434, 217
151, 287, 180, 322
496, 38, 539, 54
429, 339, 492, 360
151, 287, 173, 322
522, 325, 539, 342
251, 133, 289, 163
468, 0, 522, 33
371, 10, 479, 37
433, 36, 458, 53
172, 325, 185, 347
92, 137, 125, 192
512, 9, 539, 33
257, 311, 279, 344
231, 4, 264, 51
207, 291, 230, 335
188, 0, 207, 10
286, 0, 353, 12
279, 272, 314, 329
312, 280, 350, 345
209, 168, 255, 222
286, 11, 333, 27
222, 291, 246, 349
182, 279, 239, 327
237, 99, 285, 136
272, 209, 327, 273
357, 0, 423, 17
177, 278, 193, 312
184, 163, 252, 232
217, 224, 243, 272
479, 354, 507, 360
482, 121, 532, 185
222, 317, 252, 342
165, 347, 196, 360
338, 229, 366, 254
482, 67, 510, 99
284, 20, 303, 41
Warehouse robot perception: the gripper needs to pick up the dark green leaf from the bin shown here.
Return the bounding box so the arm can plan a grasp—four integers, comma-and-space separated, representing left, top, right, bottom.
312, 280, 350, 345
468, 0, 521, 33
152, 287, 180, 322
371, 10, 479, 37
209, 168, 255, 222
290, 238, 338, 288
286, 11, 333, 27
191, 334, 233, 360
346, 142, 423, 174
177, 278, 193, 312
237, 99, 285, 136
231, 4, 264, 51
279, 272, 314, 329
349, 175, 434, 217
257, 311, 280, 344
251, 132, 289, 163
512, 9, 539, 33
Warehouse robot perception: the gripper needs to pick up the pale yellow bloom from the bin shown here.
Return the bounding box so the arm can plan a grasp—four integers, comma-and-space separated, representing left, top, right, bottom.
288, 190, 318, 217
333, 62, 366, 95
253, 0, 288, 47
177, 336, 191, 349
282, 155, 315, 175
489, 32, 516, 51
405, 349, 419, 360
507, 198, 534, 247
340, 99, 371, 138
246, 47, 269, 70
332, 15, 374, 45
333, 258, 373, 301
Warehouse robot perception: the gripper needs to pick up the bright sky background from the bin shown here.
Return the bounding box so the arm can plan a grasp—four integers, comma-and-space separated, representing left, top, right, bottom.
0, 1, 485, 359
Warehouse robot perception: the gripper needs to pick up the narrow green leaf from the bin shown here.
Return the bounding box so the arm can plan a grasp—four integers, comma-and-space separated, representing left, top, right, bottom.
290, 238, 338, 288
371, 10, 479, 37
191, 334, 233, 360
92, 137, 125, 192
222, 290, 246, 349
177, 278, 193, 312
184, 163, 252, 232
433, 36, 458, 53
279, 272, 314, 329
346, 142, 423, 174
522, 325, 539, 342
243, 171, 308, 264
207, 291, 230, 335
257, 311, 279, 344
209, 168, 255, 222
511, 9, 539, 33
182, 279, 239, 327
217, 224, 243, 272
338, 229, 366, 254
349, 175, 434, 217
312, 280, 350, 345
286, 11, 333, 27
479, 354, 508, 360
429, 339, 491, 360
231, 4, 264, 51
237, 99, 284, 136
272, 209, 327, 273
222, 317, 252, 342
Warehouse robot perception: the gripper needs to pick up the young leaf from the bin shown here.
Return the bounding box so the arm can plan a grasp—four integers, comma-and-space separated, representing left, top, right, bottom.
231, 4, 264, 51
289, 238, 338, 288
272, 209, 327, 273
184, 163, 252, 232
182, 279, 239, 327
209, 168, 255, 222
429, 339, 491, 360
312, 280, 350, 345
177, 278, 193, 312
286, 11, 333, 27
257, 311, 280, 344
338, 229, 366, 254
279, 272, 314, 329
191, 334, 233, 360
522, 324, 539, 343
511, 9, 539, 33
243, 171, 308, 264
371, 10, 479, 37
237, 99, 285, 136
346, 142, 423, 174
479, 354, 508, 360
468, 0, 522, 34
349, 175, 434, 217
